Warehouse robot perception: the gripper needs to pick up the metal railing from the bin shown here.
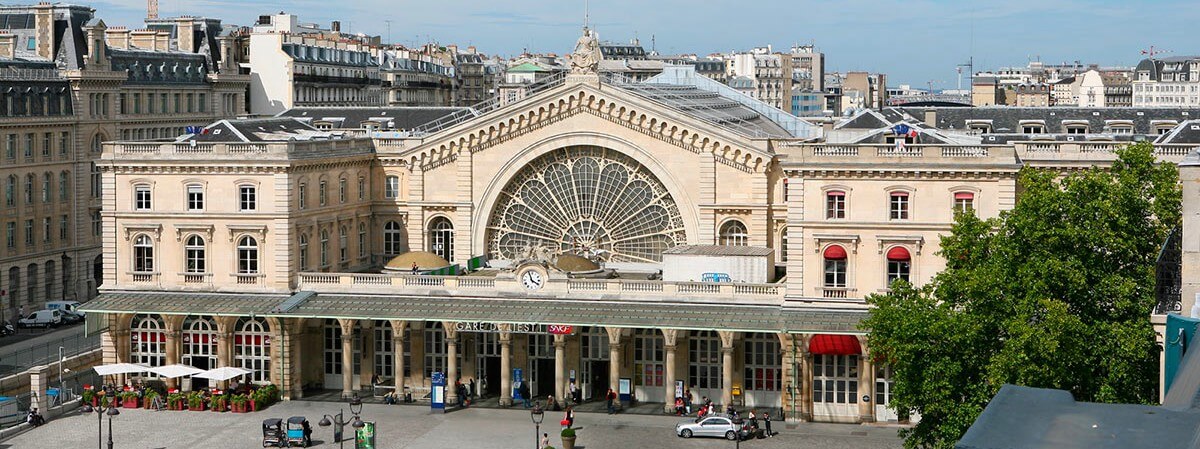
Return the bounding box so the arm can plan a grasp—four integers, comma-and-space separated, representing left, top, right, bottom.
410, 71, 567, 136
0, 332, 101, 378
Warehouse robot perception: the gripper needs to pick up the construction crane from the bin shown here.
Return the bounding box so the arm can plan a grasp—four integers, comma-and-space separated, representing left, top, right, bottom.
1141, 45, 1171, 58
147, 0, 157, 19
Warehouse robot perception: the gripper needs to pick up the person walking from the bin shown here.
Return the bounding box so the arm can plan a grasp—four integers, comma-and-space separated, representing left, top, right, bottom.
520, 382, 532, 408
605, 388, 617, 414
564, 406, 575, 428
763, 411, 774, 437
569, 381, 579, 404
468, 378, 476, 403
683, 388, 693, 415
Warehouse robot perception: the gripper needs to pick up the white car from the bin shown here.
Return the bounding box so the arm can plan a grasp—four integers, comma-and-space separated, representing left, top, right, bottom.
18, 309, 63, 328
674, 414, 746, 440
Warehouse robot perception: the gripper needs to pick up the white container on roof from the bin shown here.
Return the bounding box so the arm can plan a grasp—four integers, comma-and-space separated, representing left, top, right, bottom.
662, 244, 775, 284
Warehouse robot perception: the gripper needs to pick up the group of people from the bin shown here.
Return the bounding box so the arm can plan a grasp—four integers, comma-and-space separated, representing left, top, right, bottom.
688, 392, 776, 438
26, 408, 44, 427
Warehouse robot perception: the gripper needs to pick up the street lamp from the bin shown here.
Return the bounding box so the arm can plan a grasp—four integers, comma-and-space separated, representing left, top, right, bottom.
318, 408, 347, 449
530, 404, 544, 449
81, 400, 119, 449
320, 394, 365, 449
349, 394, 365, 429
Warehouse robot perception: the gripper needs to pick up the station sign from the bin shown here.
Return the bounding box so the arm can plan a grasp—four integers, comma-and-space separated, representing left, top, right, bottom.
452, 321, 574, 335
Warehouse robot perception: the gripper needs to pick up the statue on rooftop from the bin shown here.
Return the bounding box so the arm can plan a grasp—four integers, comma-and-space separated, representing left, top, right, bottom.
570, 27, 600, 75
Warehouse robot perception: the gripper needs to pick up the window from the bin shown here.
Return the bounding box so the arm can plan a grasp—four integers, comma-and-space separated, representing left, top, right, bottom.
58, 172, 68, 202
423, 322, 446, 379
813, 354, 859, 405
237, 236, 259, 274
320, 229, 329, 267
59, 132, 68, 156
358, 223, 367, 258
744, 333, 781, 391
186, 184, 204, 210
23, 133, 33, 158
823, 245, 847, 288
954, 192, 974, 214
185, 235, 206, 273
59, 215, 68, 241
338, 226, 348, 263
886, 246, 911, 285
90, 162, 100, 198
889, 192, 909, 220
42, 217, 50, 242
5, 222, 13, 248
40, 173, 50, 203
688, 331, 721, 389
91, 211, 101, 236
133, 234, 154, 272
130, 315, 166, 371
428, 217, 454, 262
133, 93, 141, 114
4, 134, 14, 159
718, 220, 748, 246
1021, 124, 1044, 134
633, 329, 664, 387
338, 178, 346, 203
134, 185, 152, 210
186, 93, 194, 113
826, 191, 846, 219
318, 181, 327, 206
4, 175, 14, 207
41, 133, 50, 157
384, 221, 403, 255
23, 175, 33, 204
239, 185, 257, 211
384, 175, 399, 199
1065, 125, 1088, 134
234, 318, 271, 384
198, 93, 206, 113
160, 94, 168, 113
357, 177, 365, 201
298, 182, 307, 209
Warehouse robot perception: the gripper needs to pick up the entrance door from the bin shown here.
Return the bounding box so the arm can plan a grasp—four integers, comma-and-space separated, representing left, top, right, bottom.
812, 354, 859, 421
589, 360, 609, 401
482, 357, 500, 397
324, 321, 343, 390
533, 359, 554, 398
188, 356, 211, 390
875, 366, 898, 421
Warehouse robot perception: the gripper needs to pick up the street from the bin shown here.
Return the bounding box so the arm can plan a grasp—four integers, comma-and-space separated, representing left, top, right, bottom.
3, 400, 905, 449
0, 322, 96, 377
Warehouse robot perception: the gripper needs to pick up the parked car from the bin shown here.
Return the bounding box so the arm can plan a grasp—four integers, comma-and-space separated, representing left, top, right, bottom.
45, 301, 84, 323
675, 414, 747, 440
17, 309, 63, 328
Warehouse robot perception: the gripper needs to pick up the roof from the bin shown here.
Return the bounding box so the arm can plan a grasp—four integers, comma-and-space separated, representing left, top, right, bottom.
509, 62, 549, 73
615, 83, 791, 138
278, 107, 470, 131
554, 254, 600, 272
955, 385, 1200, 449
383, 251, 451, 270
79, 291, 866, 334
663, 245, 774, 257
188, 118, 338, 142
1155, 120, 1200, 145
901, 106, 1200, 136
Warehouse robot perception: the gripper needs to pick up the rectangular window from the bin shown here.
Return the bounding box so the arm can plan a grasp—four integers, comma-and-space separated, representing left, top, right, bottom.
5, 134, 15, 159
42, 217, 50, 242
339, 178, 346, 203
823, 259, 846, 288
59, 173, 68, 201
160, 95, 168, 113
887, 260, 911, 285
954, 192, 974, 215
186, 93, 194, 113
24, 219, 33, 245
41, 133, 51, 157
134, 185, 152, 211
384, 176, 399, 199
92, 211, 101, 237
174, 94, 181, 113
813, 354, 859, 405
59, 215, 68, 241
358, 226, 367, 257
147, 93, 155, 114
298, 182, 307, 209
118, 93, 126, 115
826, 191, 845, 219
319, 181, 327, 206
24, 133, 33, 157
133, 93, 141, 114
889, 192, 909, 220
187, 185, 204, 211
239, 186, 257, 211
198, 93, 206, 112
59, 132, 68, 156
357, 177, 365, 201
5, 222, 13, 248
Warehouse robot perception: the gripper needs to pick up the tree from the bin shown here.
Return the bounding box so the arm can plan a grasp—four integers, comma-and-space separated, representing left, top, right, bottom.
862, 142, 1179, 449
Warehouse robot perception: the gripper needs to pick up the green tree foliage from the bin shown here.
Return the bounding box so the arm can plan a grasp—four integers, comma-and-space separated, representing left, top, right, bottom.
862, 142, 1179, 449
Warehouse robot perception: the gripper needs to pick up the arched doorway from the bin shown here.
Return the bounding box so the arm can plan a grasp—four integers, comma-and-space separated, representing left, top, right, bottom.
234, 317, 271, 385
182, 316, 217, 390
130, 314, 166, 380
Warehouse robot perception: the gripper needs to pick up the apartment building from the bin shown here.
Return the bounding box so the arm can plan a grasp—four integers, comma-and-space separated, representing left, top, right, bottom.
1133, 56, 1200, 107
380, 47, 455, 107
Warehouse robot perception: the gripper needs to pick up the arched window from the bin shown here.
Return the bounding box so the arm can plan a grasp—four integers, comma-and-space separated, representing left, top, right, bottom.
90, 133, 102, 153
130, 314, 165, 373
428, 217, 454, 262
718, 220, 748, 246
953, 192, 975, 214
298, 234, 309, 270
384, 221, 403, 255
338, 226, 348, 263
185, 235, 206, 274
182, 316, 216, 380
58, 171, 68, 202
237, 236, 258, 274
133, 235, 154, 272
320, 229, 329, 267
822, 245, 847, 289
235, 317, 271, 384
886, 246, 911, 285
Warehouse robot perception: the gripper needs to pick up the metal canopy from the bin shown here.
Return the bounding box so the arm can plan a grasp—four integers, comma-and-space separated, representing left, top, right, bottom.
80, 291, 865, 334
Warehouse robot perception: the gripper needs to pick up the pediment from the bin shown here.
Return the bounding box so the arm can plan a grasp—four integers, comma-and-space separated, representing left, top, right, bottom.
403, 81, 775, 173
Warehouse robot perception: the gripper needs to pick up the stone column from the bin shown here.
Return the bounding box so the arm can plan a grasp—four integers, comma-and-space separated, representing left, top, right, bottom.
554, 334, 566, 406
215, 316, 236, 390
662, 329, 679, 414
605, 327, 623, 394
718, 331, 736, 406
857, 336, 875, 423
338, 319, 356, 399
499, 325, 513, 406
389, 320, 408, 391
163, 329, 180, 390
444, 322, 459, 406
799, 334, 813, 422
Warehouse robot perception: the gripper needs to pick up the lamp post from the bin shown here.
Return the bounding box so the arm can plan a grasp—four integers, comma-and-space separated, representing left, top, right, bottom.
81, 399, 119, 449
318, 408, 346, 449
319, 394, 364, 449
530, 404, 544, 449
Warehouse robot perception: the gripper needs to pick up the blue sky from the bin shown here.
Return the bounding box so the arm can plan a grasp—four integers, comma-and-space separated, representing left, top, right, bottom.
91, 0, 1199, 88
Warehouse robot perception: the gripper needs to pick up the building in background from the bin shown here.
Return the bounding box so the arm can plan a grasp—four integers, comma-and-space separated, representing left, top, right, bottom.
1014, 83, 1051, 107
1133, 56, 1200, 107
379, 46, 455, 107
842, 71, 887, 112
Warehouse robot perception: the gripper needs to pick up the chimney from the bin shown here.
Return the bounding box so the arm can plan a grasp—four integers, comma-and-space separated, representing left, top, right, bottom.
467, 45, 476, 54
330, 21, 340, 32
155, 31, 169, 52
447, 44, 458, 54
924, 109, 937, 128
175, 17, 195, 53
33, 3, 53, 60
0, 33, 16, 59
105, 27, 131, 50
129, 29, 155, 50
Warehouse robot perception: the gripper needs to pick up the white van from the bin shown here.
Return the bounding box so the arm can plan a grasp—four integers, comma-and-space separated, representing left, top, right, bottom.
45, 301, 84, 323
17, 309, 62, 328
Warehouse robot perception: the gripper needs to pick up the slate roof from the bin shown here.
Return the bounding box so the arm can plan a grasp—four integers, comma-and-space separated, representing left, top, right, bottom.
616, 83, 791, 137
277, 107, 470, 131
1156, 120, 1200, 145
187, 118, 339, 142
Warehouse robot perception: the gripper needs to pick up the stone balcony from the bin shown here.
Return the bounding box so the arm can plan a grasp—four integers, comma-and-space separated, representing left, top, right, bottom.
104, 138, 374, 161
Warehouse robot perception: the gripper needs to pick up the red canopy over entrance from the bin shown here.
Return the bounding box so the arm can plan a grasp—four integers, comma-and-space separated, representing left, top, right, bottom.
808, 334, 862, 355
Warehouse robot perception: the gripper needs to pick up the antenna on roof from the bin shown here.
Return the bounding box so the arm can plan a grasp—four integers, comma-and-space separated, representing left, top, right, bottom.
584, 0, 590, 29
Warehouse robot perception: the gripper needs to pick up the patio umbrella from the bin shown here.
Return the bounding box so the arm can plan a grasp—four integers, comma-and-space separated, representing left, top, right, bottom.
193, 367, 253, 381
148, 364, 204, 379
93, 363, 151, 376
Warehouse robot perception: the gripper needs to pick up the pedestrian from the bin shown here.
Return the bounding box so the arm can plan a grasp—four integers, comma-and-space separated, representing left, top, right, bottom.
481, 377, 488, 398
764, 411, 774, 437
569, 381, 579, 404
749, 410, 759, 431
520, 382, 532, 408
468, 378, 476, 402
683, 388, 693, 415
674, 397, 685, 415
411, 262, 419, 274
605, 388, 616, 414
564, 405, 575, 428
540, 432, 550, 449
27, 408, 44, 426
370, 374, 380, 388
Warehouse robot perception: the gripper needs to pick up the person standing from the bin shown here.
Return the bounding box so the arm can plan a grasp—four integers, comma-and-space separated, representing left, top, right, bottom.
763, 411, 774, 437
540, 433, 549, 448
683, 388, 693, 415
605, 388, 617, 414
564, 406, 575, 428
520, 382, 532, 408
468, 378, 476, 402
569, 381, 579, 404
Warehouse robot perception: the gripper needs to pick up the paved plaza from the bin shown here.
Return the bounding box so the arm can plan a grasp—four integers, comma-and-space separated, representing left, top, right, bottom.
4, 400, 904, 449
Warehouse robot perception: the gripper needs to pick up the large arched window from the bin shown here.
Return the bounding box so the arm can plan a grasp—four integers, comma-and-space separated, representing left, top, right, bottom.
133, 235, 154, 272
886, 246, 911, 285
182, 316, 216, 373
822, 245, 847, 289
384, 221, 403, 255
298, 234, 309, 270
718, 220, 748, 246
130, 314, 165, 373
428, 217, 454, 262
235, 317, 271, 384
184, 235, 206, 274
237, 236, 259, 274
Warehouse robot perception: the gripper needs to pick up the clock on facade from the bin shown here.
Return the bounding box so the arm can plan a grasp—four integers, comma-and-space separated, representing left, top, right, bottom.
517, 265, 547, 291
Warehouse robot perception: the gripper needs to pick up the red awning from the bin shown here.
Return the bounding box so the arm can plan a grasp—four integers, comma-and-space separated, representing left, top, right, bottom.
826, 190, 845, 197
809, 334, 862, 355
954, 192, 975, 200
890, 191, 909, 197
886, 246, 911, 261
823, 245, 847, 260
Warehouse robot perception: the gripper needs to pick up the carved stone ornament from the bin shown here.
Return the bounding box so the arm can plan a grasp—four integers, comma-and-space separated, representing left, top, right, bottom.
570, 27, 601, 74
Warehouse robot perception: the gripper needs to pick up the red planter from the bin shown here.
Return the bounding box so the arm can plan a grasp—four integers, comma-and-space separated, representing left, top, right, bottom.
122, 397, 139, 408
210, 400, 227, 412
168, 400, 184, 411
249, 399, 257, 412
188, 404, 205, 411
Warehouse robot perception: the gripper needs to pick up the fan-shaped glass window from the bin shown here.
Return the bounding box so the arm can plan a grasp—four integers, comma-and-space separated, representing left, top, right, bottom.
718, 220, 748, 246
486, 147, 685, 263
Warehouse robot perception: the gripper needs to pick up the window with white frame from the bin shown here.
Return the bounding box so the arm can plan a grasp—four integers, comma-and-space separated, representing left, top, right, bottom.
235, 318, 271, 384
823, 245, 847, 288
813, 354, 859, 405
886, 246, 911, 285
338, 226, 348, 263
186, 184, 204, 211
688, 331, 721, 389
239, 185, 257, 211
133, 235, 154, 272
298, 234, 309, 270
134, 184, 152, 210
384, 175, 399, 199
185, 235, 206, 273
744, 332, 781, 391
130, 315, 166, 372
358, 223, 367, 258
953, 192, 974, 215
634, 329, 664, 387
237, 236, 259, 274
889, 192, 909, 220
384, 221, 403, 255
826, 191, 846, 219
718, 220, 748, 246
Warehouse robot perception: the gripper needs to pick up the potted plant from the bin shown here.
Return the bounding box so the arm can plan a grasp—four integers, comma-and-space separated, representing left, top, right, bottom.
209, 394, 227, 412
167, 392, 185, 410
144, 390, 161, 409
187, 392, 206, 411
82, 389, 96, 407
560, 428, 576, 449
120, 391, 139, 408
230, 394, 249, 413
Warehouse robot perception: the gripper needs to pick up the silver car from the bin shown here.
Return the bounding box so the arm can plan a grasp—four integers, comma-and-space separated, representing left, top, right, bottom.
675, 414, 742, 440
